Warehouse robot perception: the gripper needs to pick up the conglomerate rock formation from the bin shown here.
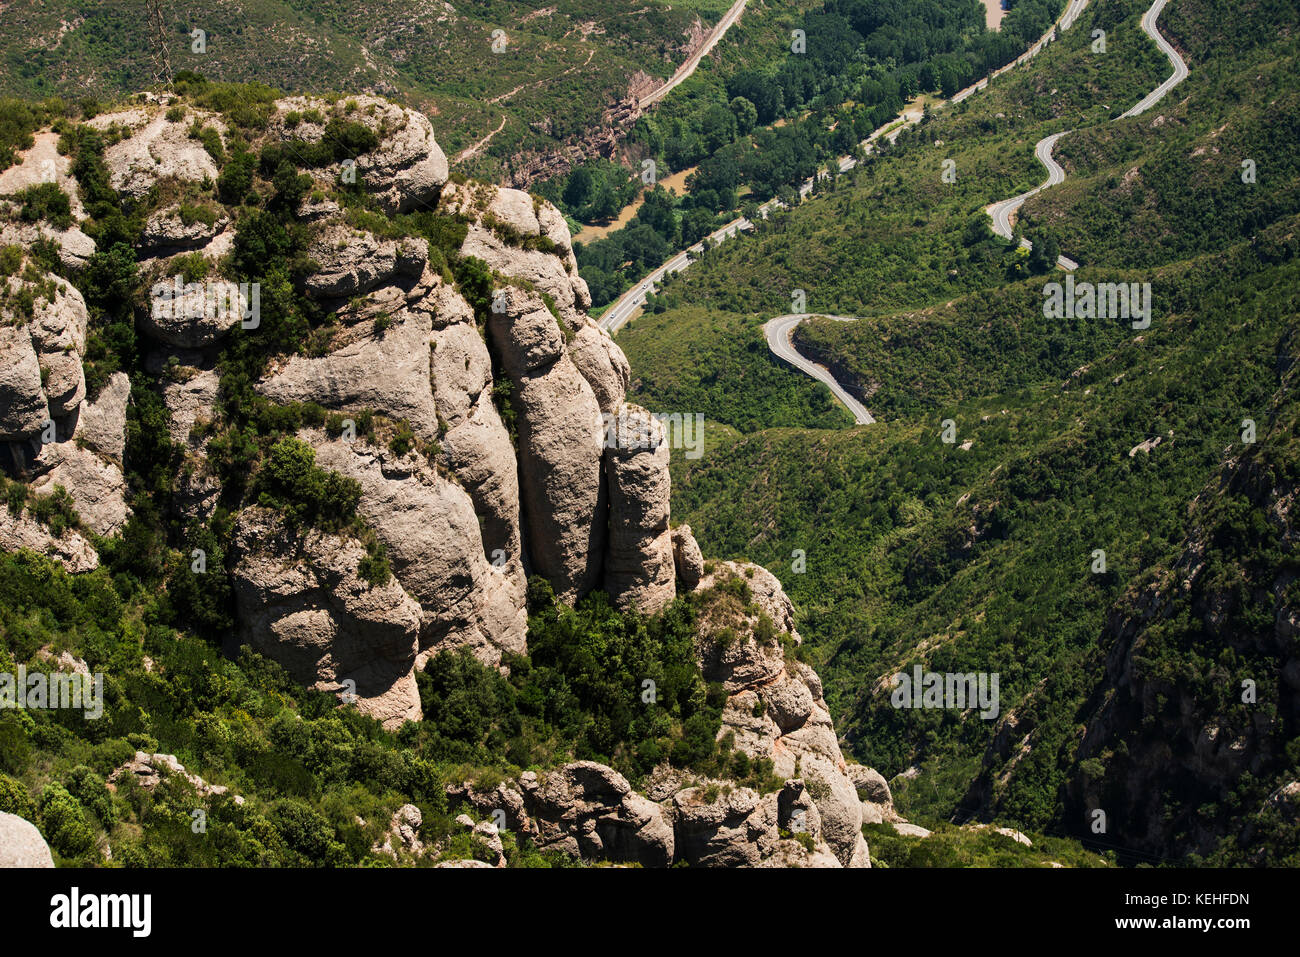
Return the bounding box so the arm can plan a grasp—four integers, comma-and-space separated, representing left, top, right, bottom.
0, 92, 876, 867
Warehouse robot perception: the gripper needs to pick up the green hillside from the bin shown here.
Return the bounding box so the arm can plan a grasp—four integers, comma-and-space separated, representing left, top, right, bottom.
620, 0, 1300, 862
0, 0, 785, 183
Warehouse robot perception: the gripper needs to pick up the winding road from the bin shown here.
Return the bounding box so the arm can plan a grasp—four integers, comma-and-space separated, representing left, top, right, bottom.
984, 0, 1188, 271
599, 0, 1095, 337
1119, 0, 1190, 118
602, 0, 1189, 427
771, 0, 1189, 426
763, 315, 875, 424
985, 131, 1080, 270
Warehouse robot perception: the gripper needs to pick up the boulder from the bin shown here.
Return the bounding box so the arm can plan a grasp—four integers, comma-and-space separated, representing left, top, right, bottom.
671, 524, 705, 588
0, 813, 54, 868
847, 765, 893, 806
0, 325, 47, 440
374, 804, 425, 858
301, 223, 427, 300
518, 761, 674, 868
141, 275, 248, 348
109, 751, 237, 802
454, 813, 506, 867
446, 780, 531, 834
139, 206, 228, 255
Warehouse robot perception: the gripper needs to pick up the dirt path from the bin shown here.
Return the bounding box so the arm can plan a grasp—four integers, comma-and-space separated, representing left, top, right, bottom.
453, 115, 508, 164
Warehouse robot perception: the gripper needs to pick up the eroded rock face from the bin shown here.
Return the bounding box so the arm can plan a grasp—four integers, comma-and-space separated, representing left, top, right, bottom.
101, 108, 225, 199
0, 512, 98, 573
568, 324, 631, 414
2, 365, 132, 544
447, 184, 629, 416
486, 285, 606, 601
259, 307, 440, 440
0, 325, 46, 441
301, 223, 428, 300
0, 266, 90, 438
604, 404, 675, 614
140, 206, 229, 256
26, 436, 130, 537
140, 274, 251, 350
307, 432, 527, 667
270, 95, 448, 214
447, 761, 849, 868
517, 761, 675, 868
230, 507, 423, 729
0, 131, 94, 269
690, 563, 870, 868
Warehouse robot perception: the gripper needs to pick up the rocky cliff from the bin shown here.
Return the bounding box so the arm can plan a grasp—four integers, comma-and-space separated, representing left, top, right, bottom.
0, 91, 876, 867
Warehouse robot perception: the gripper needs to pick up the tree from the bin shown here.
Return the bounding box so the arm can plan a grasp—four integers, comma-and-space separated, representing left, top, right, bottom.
632, 185, 678, 243
563, 165, 595, 210
681, 208, 718, 246
727, 71, 782, 124
699, 102, 738, 154
729, 96, 758, 135
588, 177, 621, 222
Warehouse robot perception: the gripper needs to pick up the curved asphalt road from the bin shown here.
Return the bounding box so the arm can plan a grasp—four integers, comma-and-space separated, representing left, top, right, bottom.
986, 131, 1080, 270
602, 0, 1097, 336
1119, 0, 1190, 118
603, 0, 1188, 425
985, 0, 1187, 271
763, 314, 875, 424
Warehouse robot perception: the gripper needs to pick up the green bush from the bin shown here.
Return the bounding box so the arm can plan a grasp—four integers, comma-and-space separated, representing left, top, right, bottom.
16, 182, 72, 230
38, 783, 96, 858
256, 437, 362, 530
0, 773, 35, 820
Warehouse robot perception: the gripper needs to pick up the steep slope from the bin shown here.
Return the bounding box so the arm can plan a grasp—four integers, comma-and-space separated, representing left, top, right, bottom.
0, 0, 789, 187
618, 0, 1300, 862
